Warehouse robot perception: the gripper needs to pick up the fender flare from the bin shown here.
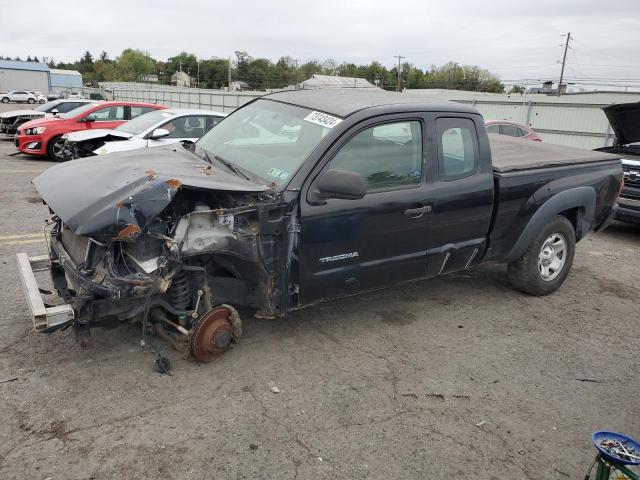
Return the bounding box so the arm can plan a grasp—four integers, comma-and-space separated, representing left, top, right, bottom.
506, 186, 596, 262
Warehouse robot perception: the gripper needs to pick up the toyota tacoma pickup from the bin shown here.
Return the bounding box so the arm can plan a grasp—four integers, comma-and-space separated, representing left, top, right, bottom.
17, 90, 623, 364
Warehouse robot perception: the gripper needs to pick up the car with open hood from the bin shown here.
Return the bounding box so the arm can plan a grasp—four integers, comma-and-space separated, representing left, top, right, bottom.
16, 89, 622, 370
62, 108, 226, 160
15, 101, 168, 160
0, 99, 95, 136
595, 102, 640, 224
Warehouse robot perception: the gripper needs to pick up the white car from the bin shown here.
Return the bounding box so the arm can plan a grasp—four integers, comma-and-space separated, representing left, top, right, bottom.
1, 90, 42, 104
0, 99, 94, 136
63, 108, 226, 159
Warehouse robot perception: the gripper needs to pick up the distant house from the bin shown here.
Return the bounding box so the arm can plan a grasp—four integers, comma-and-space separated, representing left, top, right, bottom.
527, 81, 567, 95
230, 80, 250, 91
301, 74, 377, 90
171, 71, 192, 88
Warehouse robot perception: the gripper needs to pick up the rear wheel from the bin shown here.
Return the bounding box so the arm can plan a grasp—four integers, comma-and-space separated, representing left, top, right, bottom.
27, 98, 35, 104
46, 136, 67, 161
39, 99, 46, 104
508, 215, 575, 296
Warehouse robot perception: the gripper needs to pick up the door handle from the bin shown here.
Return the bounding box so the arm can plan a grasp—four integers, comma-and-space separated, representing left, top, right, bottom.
404, 205, 432, 218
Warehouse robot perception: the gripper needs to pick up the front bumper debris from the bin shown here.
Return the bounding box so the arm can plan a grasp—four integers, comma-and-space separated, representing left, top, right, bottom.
16, 252, 74, 332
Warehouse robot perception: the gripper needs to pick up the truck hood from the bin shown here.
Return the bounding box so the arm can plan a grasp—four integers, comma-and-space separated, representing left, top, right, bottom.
0, 109, 43, 119
65, 128, 133, 142
603, 102, 640, 145
33, 144, 272, 238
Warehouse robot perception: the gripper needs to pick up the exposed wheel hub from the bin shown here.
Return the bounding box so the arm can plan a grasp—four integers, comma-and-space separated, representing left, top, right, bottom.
189, 305, 239, 362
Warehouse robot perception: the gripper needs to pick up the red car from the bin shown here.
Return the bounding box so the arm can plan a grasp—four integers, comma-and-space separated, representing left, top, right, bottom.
485, 120, 543, 142
16, 101, 168, 160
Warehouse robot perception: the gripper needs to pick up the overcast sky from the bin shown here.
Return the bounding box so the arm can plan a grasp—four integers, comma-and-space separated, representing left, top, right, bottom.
4, 0, 640, 89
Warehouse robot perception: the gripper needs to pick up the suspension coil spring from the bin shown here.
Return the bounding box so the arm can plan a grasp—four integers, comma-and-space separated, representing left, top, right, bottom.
169, 270, 191, 313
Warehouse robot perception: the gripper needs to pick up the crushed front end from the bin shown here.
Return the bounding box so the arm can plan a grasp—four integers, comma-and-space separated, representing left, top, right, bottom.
16, 147, 298, 361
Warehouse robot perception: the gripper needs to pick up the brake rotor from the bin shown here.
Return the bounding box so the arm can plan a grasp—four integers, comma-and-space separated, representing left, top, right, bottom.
189, 306, 236, 362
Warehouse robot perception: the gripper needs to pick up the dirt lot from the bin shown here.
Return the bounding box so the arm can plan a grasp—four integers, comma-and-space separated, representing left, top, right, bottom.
0, 102, 638, 479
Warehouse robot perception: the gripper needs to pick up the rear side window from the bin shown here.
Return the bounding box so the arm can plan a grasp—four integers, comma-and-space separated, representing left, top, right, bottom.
437, 118, 479, 180
57, 102, 83, 113
329, 120, 423, 191
486, 124, 500, 134
90, 106, 125, 121
130, 106, 157, 119
500, 124, 520, 137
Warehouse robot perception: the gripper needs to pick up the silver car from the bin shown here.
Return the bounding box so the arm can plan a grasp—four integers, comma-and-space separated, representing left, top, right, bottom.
1, 90, 41, 104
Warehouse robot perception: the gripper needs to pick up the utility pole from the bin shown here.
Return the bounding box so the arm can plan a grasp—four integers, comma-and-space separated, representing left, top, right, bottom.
558, 32, 572, 96
197, 60, 200, 88
293, 59, 299, 90
228, 56, 232, 92
393, 55, 405, 92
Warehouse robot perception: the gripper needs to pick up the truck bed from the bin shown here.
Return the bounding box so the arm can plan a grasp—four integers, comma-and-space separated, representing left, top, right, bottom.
489, 133, 620, 173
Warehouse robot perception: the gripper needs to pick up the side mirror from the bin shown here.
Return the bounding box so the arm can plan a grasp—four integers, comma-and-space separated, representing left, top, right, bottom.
82, 115, 95, 123
50, 109, 59, 115
149, 128, 170, 140
317, 169, 367, 200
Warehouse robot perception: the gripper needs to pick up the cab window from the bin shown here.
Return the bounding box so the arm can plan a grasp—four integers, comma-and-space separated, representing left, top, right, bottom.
328, 120, 423, 191
437, 118, 478, 180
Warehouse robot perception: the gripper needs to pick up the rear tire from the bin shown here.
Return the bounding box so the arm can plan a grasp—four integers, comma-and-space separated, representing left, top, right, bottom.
28, 98, 35, 104
39, 99, 46, 104
46, 136, 67, 161
507, 215, 575, 296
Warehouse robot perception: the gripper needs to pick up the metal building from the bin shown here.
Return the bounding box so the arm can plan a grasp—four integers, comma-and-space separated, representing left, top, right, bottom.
0, 60, 50, 93
301, 74, 377, 89
49, 68, 83, 93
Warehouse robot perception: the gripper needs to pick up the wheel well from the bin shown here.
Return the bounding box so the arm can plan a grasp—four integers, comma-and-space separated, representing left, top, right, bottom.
558, 208, 580, 239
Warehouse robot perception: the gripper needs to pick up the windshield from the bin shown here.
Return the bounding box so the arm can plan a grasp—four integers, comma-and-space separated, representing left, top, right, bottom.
117, 110, 175, 135
196, 99, 332, 186
34, 101, 57, 112
60, 102, 98, 119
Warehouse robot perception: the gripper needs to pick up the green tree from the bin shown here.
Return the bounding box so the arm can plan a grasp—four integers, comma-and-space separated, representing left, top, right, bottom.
115, 49, 156, 81
510, 85, 525, 94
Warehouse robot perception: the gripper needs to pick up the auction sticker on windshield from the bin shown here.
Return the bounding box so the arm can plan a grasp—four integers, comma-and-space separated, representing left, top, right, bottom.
303, 111, 343, 129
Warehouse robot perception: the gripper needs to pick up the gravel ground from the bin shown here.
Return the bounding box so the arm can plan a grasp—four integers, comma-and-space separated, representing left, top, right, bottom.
0, 103, 638, 479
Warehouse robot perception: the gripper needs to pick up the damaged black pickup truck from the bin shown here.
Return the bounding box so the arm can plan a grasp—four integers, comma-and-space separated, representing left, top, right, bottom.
17, 90, 623, 363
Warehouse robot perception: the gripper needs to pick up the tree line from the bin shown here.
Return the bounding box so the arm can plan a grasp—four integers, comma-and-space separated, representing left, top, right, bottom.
2, 50, 505, 93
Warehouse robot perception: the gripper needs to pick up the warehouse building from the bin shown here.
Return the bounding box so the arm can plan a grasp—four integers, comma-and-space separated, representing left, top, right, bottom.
49, 68, 83, 93
0, 60, 50, 93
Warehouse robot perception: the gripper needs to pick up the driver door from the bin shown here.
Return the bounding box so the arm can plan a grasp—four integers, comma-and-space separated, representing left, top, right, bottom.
298, 115, 433, 304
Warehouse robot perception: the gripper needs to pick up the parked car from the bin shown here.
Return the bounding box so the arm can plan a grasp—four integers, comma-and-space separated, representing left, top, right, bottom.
15, 101, 168, 160
30, 92, 48, 104
17, 90, 622, 366
63, 108, 226, 159
66, 92, 84, 99
485, 120, 543, 141
595, 102, 640, 223
1, 90, 41, 104
0, 99, 94, 136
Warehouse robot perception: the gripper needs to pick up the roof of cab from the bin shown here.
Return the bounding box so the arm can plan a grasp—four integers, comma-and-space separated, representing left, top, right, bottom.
262, 88, 479, 118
